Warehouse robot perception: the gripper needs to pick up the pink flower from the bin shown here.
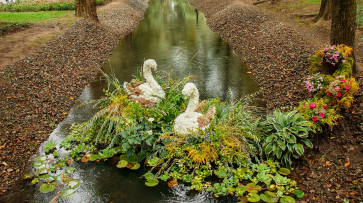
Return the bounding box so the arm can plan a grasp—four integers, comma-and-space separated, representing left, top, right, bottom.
323, 105, 328, 109
342, 60, 346, 63
319, 112, 325, 118
345, 86, 350, 90
310, 103, 316, 109
312, 116, 318, 122
337, 92, 342, 98
340, 79, 346, 82
335, 86, 340, 91
326, 91, 332, 96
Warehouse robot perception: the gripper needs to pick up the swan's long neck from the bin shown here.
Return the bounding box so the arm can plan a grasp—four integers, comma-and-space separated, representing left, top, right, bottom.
185, 88, 199, 114
144, 66, 160, 90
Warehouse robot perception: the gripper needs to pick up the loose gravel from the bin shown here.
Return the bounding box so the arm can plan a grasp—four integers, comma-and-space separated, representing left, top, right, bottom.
0, 0, 146, 196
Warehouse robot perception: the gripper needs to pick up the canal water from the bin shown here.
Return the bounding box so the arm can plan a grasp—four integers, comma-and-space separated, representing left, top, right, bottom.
20, 0, 260, 202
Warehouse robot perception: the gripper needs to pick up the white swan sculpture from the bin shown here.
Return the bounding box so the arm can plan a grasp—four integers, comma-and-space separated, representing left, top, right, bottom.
174, 83, 215, 135
123, 59, 165, 104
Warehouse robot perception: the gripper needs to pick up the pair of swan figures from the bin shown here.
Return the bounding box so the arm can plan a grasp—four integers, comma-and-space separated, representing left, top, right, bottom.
123, 59, 215, 135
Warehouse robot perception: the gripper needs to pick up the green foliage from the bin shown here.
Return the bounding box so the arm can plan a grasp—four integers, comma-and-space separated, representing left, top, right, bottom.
259, 110, 314, 168
29, 154, 80, 198
45, 141, 56, 154
0, 0, 107, 12
0, 11, 73, 23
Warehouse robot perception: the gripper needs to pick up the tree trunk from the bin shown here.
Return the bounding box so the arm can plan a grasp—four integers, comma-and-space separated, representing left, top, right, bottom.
330, 0, 356, 76
314, 0, 332, 22
76, 0, 99, 23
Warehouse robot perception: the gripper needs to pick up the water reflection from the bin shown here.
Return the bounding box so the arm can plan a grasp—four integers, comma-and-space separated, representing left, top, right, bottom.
103, 0, 258, 101
23, 0, 259, 202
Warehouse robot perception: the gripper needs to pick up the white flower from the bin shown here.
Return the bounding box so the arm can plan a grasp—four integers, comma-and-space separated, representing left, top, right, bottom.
147, 130, 153, 135
148, 118, 154, 122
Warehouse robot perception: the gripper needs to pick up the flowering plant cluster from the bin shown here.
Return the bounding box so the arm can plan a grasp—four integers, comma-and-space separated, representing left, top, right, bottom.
319, 44, 352, 66
298, 98, 342, 132
304, 73, 323, 92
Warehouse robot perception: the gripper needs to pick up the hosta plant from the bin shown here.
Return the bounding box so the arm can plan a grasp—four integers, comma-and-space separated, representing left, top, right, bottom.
259, 110, 314, 168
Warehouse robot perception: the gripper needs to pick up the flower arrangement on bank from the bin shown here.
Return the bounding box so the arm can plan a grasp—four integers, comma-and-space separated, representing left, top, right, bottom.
304, 73, 323, 92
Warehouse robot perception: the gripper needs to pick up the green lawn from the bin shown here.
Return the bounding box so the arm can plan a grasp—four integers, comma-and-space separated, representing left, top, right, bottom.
0, 11, 74, 23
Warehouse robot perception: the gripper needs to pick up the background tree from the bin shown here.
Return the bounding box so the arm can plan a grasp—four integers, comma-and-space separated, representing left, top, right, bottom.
321, 0, 357, 76
76, 0, 99, 23
314, 0, 332, 22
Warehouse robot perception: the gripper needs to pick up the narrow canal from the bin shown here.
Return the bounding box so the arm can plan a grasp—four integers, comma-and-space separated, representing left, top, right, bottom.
22, 0, 260, 202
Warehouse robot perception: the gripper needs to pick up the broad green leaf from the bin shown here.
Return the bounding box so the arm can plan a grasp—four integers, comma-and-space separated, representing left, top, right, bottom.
287, 143, 294, 152
301, 139, 313, 148
147, 157, 159, 166
280, 115, 288, 127
67, 180, 81, 189
266, 134, 275, 143
278, 168, 291, 175
182, 174, 193, 182
160, 172, 170, 181
40, 183, 56, 193
144, 173, 154, 180
60, 188, 75, 198
276, 148, 283, 159
293, 190, 305, 198
89, 154, 99, 161
247, 193, 260, 202
117, 160, 128, 168
288, 127, 298, 134
280, 196, 296, 203
260, 194, 277, 203
128, 156, 138, 163
264, 143, 273, 155
32, 161, 43, 167
297, 131, 308, 138
297, 121, 310, 127
283, 128, 290, 139
295, 144, 304, 156
62, 177, 73, 183
246, 183, 261, 193
43, 175, 55, 183
277, 139, 286, 151
235, 185, 247, 196
267, 116, 275, 124
35, 155, 47, 162
122, 143, 130, 151
272, 123, 283, 131
145, 178, 159, 187
287, 135, 296, 144
55, 174, 63, 182
130, 163, 140, 170
263, 191, 279, 202
272, 144, 278, 156
36, 167, 48, 176
119, 154, 127, 160
66, 167, 76, 174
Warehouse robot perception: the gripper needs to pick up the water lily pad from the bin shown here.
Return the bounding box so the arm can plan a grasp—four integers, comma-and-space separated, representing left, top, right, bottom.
247, 193, 260, 202
35, 155, 47, 162
246, 183, 261, 193
126, 163, 135, 169
67, 180, 81, 189
119, 154, 127, 160
278, 168, 291, 175
66, 167, 76, 174
40, 183, 56, 193
280, 196, 296, 203
144, 173, 154, 180
168, 180, 178, 187
145, 178, 159, 187
60, 188, 75, 197
130, 163, 140, 170
89, 154, 99, 161
293, 190, 305, 198
117, 160, 128, 168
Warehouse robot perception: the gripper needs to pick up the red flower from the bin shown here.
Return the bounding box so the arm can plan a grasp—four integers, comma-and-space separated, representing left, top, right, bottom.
309, 103, 316, 109
326, 91, 332, 96
345, 86, 350, 90
319, 112, 325, 118
340, 79, 346, 82
312, 116, 318, 122
323, 105, 328, 109
337, 92, 342, 98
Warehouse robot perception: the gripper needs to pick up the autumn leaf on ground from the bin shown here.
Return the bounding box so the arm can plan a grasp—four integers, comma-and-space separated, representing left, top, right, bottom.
324, 161, 330, 167
69, 97, 74, 100
168, 180, 178, 187
344, 161, 350, 167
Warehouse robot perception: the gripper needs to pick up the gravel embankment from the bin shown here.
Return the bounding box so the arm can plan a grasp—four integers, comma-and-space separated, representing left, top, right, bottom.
0, 0, 147, 196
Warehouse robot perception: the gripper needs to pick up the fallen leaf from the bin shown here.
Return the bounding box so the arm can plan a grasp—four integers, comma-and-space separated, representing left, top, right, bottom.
324, 161, 330, 167
81, 155, 90, 162
69, 97, 74, 100
85, 84, 89, 87
168, 180, 178, 187
330, 137, 336, 139
344, 161, 350, 167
